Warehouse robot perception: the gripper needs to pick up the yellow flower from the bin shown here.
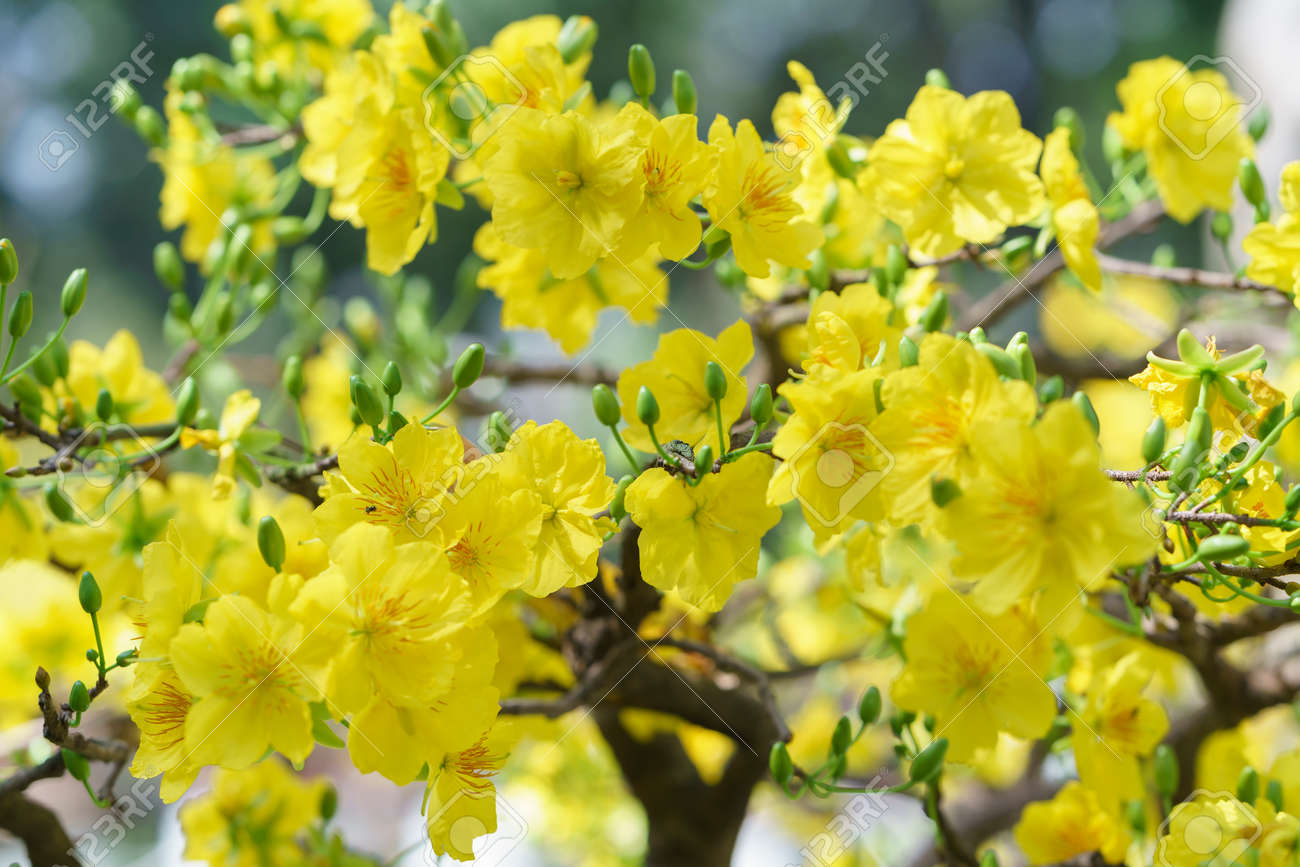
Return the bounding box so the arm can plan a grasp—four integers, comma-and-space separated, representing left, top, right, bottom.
873, 334, 1036, 526
1130, 335, 1284, 435
313, 422, 467, 544
498, 421, 617, 594
126, 665, 201, 803
613, 103, 713, 261
1014, 782, 1131, 864
135, 523, 208, 660
616, 319, 754, 452
862, 85, 1044, 258
155, 85, 276, 266
474, 222, 668, 354
1107, 56, 1253, 222
0, 560, 91, 728
1041, 127, 1101, 291
1041, 273, 1177, 360
289, 523, 471, 712
439, 472, 543, 614
233, 0, 372, 76
1156, 794, 1262, 866
180, 760, 327, 867
941, 402, 1156, 615
802, 281, 901, 380
1070, 653, 1169, 808
771, 60, 851, 152
703, 114, 824, 277
483, 107, 644, 279
1244, 161, 1300, 294
169, 595, 327, 768
768, 369, 889, 537
180, 389, 261, 500
60, 329, 175, 426
425, 721, 521, 862
890, 593, 1056, 760
624, 452, 780, 611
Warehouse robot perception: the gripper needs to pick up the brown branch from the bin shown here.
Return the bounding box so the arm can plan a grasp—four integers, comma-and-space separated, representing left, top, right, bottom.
217, 121, 302, 146
481, 357, 616, 387
1095, 253, 1291, 302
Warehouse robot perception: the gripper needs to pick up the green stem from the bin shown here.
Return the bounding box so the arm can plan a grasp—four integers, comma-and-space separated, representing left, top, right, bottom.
89, 611, 107, 681
713, 399, 727, 457
420, 386, 460, 425
608, 427, 641, 474
1201, 410, 1300, 510
724, 441, 774, 461
646, 423, 679, 468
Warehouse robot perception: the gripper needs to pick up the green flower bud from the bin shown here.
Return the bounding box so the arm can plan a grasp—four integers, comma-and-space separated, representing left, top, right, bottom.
484, 411, 511, 452
968, 326, 988, 345
610, 474, 634, 523
671, 69, 697, 115
1237, 766, 1260, 805
592, 384, 622, 427
176, 377, 199, 426
78, 571, 102, 614
1249, 105, 1271, 142
924, 68, 950, 89
1153, 744, 1178, 798
1012, 342, 1036, 386
50, 337, 69, 379
1286, 485, 1300, 517
0, 238, 18, 284
979, 851, 1000, 867
1053, 106, 1084, 153
1266, 778, 1285, 811
1239, 158, 1267, 208
8, 290, 33, 338
918, 291, 949, 333
636, 386, 660, 426
1196, 533, 1250, 562
319, 784, 339, 822
257, 515, 286, 571
153, 242, 184, 291
1036, 375, 1065, 404
212, 292, 234, 335
704, 360, 727, 401
282, 356, 304, 400
908, 737, 948, 784
1227, 440, 1250, 464
930, 477, 962, 508
134, 105, 166, 147
168, 292, 192, 325
628, 44, 655, 100
768, 742, 793, 785
899, 335, 919, 368
806, 249, 829, 291
86, 649, 98, 663
1211, 212, 1233, 241
61, 748, 91, 783
694, 443, 714, 478
44, 483, 77, 524
271, 216, 308, 245
388, 410, 408, 435
750, 383, 773, 427
831, 715, 853, 755
94, 388, 113, 423
452, 343, 485, 389
885, 245, 908, 287
69, 680, 91, 713
1072, 391, 1100, 436
858, 686, 881, 725
382, 361, 402, 397
1141, 416, 1167, 465
1102, 124, 1126, 164
1151, 246, 1180, 273
31, 348, 57, 387
556, 15, 597, 65
116, 649, 134, 668
349, 375, 384, 428
825, 136, 857, 179
9, 374, 42, 416
975, 343, 1021, 380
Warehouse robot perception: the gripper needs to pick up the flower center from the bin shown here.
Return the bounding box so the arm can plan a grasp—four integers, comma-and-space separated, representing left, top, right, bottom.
943, 157, 965, 180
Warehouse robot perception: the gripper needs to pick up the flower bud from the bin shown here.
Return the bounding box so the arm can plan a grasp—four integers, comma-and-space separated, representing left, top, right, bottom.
750, 383, 773, 427
975, 343, 1021, 380
610, 474, 634, 523
671, 69, 697, 115
282, 356, 304, 400
1237, 766, 1260, 805
1266, 779, 1285, 811
825, 137, 857, 179
69, 680, 91, 712
215, 4, 252, 37
31, 350, 55, 389
134, 105, 166, 147
924, 68, 950, 89
979, 852, 1000, 867
60, 268, 87, 318
628, 44, 655, 100
1038, 375, 1064, 404
349, 375, 384, 428
61, 748, 90, 783
1196, 533, 1250, 562
831, 715, 853, 755
116, 650, 134, 668
694, 443, 714, 478
319, 784, 339, 822
8, 290, 32, 338
768, 742, 793, 785
1211, 211, 1233, 241
272, 216, 308, 245
1239, 157, 1267, 208
636, 386, 660, 426
806, 249, 829, 291
858, 686, 881, 725
1012, 342, 1036, 386
168, 292, 192, 325
557, 15, 597, 64
1153, 744, 1178, 798
930, 477, 961, 508
78, 572, 102, 615
1286, 485, 1300, 517
704, 360, 727, 401
44, 483, 77, 523
452, 342, 485, 389
908, 737, 948, 784
257, 515, 286, 571
1072, 391, 1100, 436
176, 377, 199, 426
1141, 416, 1166, 465
485, 411, 511, 452
153, 242, 184, 291
1102, 123, 1125, 164
592, 384, 621, 427
1249, 105, 1271, 142
382, 361, 402, 397
918, 291, 948, 333
0, 238, 17, 284
899, 335, 919, 368
94, 388, 113, 423
1053, 106, 1084, 153
885, 245, 908, 287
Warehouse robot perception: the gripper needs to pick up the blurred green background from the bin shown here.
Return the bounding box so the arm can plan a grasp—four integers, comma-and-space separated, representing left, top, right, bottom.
0, 0, 1229, 371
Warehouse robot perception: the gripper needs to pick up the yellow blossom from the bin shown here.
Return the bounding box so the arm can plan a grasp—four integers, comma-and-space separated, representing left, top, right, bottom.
1070, 652, 1169, 808
180, 389, 261, 499
1041, 127, 1101, 291
1014, 782, 1131, 864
